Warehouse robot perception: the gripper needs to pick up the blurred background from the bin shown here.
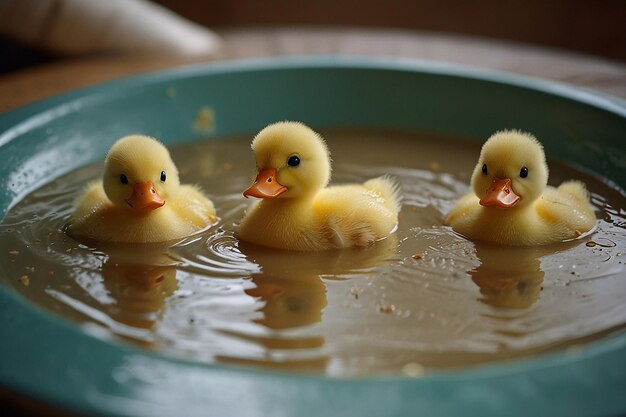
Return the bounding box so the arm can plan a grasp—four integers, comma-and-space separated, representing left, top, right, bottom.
0, 0, 625, 109
153, 0, 626, 60
2, 0, 625, 71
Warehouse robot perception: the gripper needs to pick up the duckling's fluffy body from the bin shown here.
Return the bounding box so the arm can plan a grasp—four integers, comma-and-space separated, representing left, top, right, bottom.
445, 130, 595, 246
237, 122, 401, 251
69, 135, 216, 243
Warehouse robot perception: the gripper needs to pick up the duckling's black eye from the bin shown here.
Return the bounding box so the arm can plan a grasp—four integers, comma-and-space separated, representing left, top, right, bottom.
120, 174, 128, 185
287, 155, 300, 167
520, 166, 529, 178
160, 170, 166, 182
482, 163, 488, 175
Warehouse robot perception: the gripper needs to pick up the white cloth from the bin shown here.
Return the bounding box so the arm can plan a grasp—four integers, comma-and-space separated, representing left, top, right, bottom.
0, 0, 220, 56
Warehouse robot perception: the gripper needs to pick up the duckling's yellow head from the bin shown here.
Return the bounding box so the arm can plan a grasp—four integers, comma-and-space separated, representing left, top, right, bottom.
244, 122, 331, 199
103, 135, 180, 211
471, 130, 548, 209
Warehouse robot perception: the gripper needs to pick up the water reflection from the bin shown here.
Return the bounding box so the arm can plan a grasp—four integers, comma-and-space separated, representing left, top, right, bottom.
96, 243, 179, 343
218, 236, 399, 372
470, 244, 544, 309
102, 262, 178, 331
470, 241, 579, 309
246, 272, 327, 330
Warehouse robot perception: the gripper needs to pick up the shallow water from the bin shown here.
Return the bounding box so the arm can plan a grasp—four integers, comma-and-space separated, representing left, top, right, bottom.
1, 130, 625, 377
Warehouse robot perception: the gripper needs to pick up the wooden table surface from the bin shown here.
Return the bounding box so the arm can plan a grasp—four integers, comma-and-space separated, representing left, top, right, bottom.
1, 27, 625, 115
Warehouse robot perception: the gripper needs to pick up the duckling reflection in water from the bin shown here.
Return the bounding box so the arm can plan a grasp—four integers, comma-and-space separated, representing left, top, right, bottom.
470, 240, 580, 309
102, 261, 177, 332
97, 243, 179, 342
470, 244, 544, 309
218, 236, 398, 371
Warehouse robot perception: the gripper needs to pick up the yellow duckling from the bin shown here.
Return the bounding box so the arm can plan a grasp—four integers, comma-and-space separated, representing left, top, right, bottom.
68, 135, 216, 243
236, 122, 401, 251
444, 130, 595, 246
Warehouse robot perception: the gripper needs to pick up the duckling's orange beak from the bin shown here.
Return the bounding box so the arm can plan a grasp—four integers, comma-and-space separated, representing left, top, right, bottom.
480, 178, 520, 208
243, 168, 288, 199
126, 182, 165, 211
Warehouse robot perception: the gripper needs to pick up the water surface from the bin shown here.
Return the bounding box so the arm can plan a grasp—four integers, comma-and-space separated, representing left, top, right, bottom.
1, 130, 624, 377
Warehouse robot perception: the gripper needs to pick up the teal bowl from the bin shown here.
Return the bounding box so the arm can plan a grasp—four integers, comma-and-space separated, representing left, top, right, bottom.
0, 57, 625, 417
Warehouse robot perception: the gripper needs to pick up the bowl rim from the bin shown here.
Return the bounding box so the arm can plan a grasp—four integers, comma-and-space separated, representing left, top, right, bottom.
2, 56, 626, 136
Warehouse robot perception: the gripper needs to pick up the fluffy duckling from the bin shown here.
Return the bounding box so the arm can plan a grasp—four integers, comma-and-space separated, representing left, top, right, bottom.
68, 135, 216, 243
444, 130, 595, 246
236, 122, 401, 251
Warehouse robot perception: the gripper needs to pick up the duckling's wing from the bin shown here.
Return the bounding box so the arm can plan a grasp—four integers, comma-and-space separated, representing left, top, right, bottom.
326, 215, 377, 249
536, 181, 596, 234
444, 193, 478, 226
70, 182, 108, 221
315, 184, 395, 248
171, 185, 217, 227
363, 175, 402, 213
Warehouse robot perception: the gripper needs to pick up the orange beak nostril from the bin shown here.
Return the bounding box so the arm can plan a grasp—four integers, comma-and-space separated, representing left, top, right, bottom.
480, 178, 520, 208
126, 182, 165, 211
243, 168, 287, 199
